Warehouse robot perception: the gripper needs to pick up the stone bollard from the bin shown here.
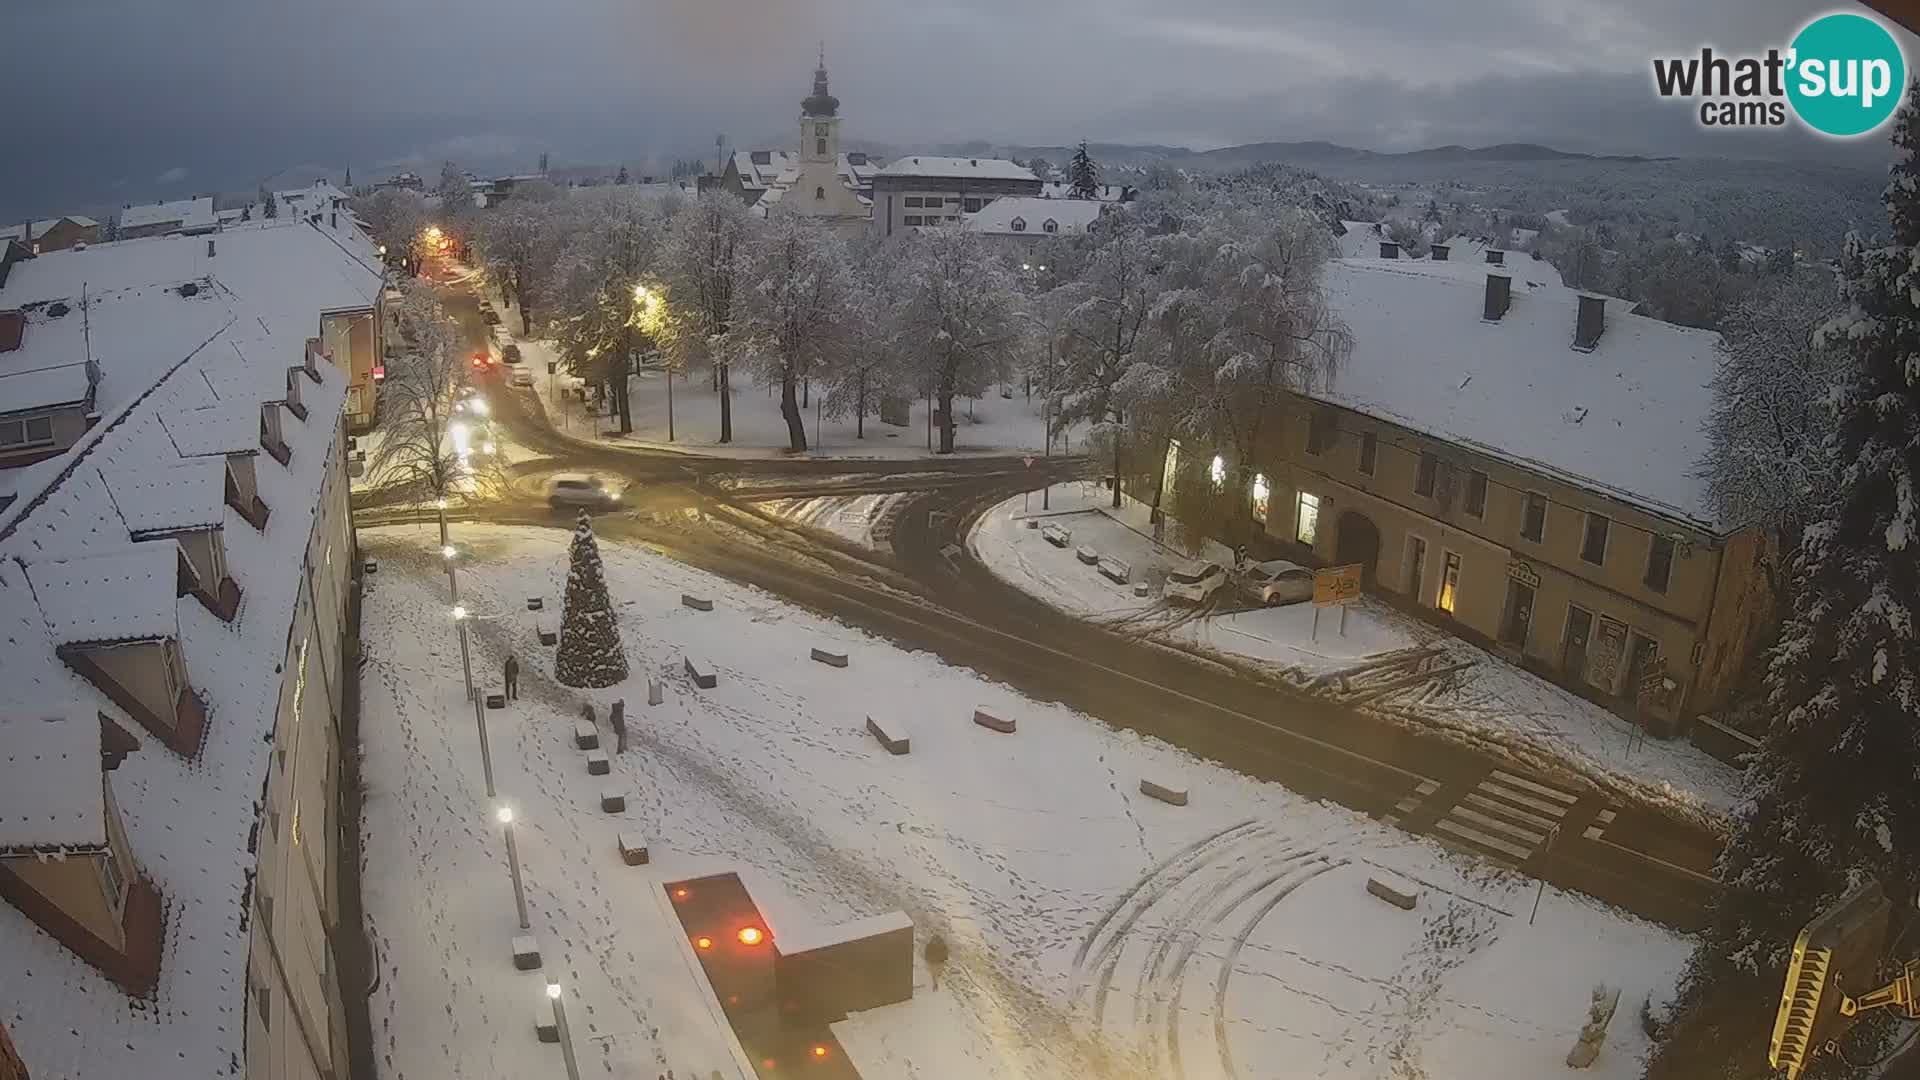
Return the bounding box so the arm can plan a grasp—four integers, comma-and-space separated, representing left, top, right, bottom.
1366, 873, 1420, 911
681, 594, 714, 612
684, 657, 717, 690
811, 646, 849, 668
1139, 779, 1189, 806
1566, 985, 1621, 1068
512, 935, 541, 971
648, 678, 664, 706
619, 833, 650, 866
867, 716, 911, 755
972, 709, 1016, 734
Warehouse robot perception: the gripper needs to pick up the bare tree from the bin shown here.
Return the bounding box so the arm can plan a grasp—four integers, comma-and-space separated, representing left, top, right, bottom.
889, 228, 1022, 454
661, 192, 754, 443
735, 212, 858, 452
364, 284, 506, 511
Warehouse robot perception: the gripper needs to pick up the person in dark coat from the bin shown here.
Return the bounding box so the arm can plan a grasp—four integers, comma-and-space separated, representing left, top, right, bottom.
609, 698, 626, 754
504, 654, 520, 700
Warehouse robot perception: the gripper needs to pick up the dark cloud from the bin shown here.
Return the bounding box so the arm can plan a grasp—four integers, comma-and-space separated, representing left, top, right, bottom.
0, 0, 1905, 217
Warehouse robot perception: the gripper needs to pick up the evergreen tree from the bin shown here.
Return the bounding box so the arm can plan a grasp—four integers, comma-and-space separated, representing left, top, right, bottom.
261, 186, 278, 219
555, 513, 629, 688
615, 165, 631, 185
1069, 141, 1099, 200
1646, 83, 1920, 1080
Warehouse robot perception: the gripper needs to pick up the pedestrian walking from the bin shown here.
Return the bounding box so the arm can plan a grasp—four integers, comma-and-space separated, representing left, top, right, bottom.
610, 698, 627, 755
504, 654, 519, 701
924, 934, 949, 990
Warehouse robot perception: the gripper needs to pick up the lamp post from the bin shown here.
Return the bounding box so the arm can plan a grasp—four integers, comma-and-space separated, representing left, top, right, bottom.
497, 806, 529, 929
453, 606, 495, 797
634, 284, 671, 442
547, 983, 583, 1080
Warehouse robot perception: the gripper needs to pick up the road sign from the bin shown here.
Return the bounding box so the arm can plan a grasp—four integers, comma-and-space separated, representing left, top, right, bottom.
1312, 564, 1364, 607
1023, 456, 1036, 469
371, 365, 385, 380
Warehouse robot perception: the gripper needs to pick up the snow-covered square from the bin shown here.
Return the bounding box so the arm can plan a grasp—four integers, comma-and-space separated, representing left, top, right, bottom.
358, 522, 1689, 1079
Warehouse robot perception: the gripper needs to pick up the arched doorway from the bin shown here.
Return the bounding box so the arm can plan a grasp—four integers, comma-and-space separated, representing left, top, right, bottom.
1333, 511, 1381, 585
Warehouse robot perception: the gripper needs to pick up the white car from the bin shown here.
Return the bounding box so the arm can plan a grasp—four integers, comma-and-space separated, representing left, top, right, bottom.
1164, 561, 1227, 604
510, 367, 534, 388
1243, 559, 1315, 606
546, 473, 623, 511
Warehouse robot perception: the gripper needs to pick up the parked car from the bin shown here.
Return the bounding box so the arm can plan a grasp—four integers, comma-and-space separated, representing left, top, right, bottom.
481, 308, 502, 326
1242, 559, 1314, 606
501, 342, 522, 364
546, 473, 623, 511
1164, 561, 1227, 604
510, 367, 534, 388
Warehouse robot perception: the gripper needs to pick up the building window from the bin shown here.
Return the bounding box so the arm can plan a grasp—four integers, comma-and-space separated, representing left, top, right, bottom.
1521, 492, 1547, 542
964, 198, 984, 213
1645, 534, 1675, 593
1208, 453, 1226, 491
1307, 411, 1333, 455
1252, 473, 1270, 523
816, 123, 829, 137
815, 186, 825, 200
816, 139, 827, 155
1438, 552, 1462, 614
904, 215, 924, 226
1465, 470, 1488, 517
904, 197, 923, 208
1011, 217, 1027, 232
1582, 512, 1610, 565
1406, 535, 1428, 602
1044, 219, 1059, 233
1502, 580, 1536, 646
1414, 452, 1438, 497
1295, 491, 1321, 546
98, 852, 127, 915
256, 979, 272, 1031
0, 415, 55, 449
1358, 432, 1377, 475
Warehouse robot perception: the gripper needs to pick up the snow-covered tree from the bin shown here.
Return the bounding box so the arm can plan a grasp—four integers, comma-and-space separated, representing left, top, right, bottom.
363, 283, 505, 509
1054, 213, 1157, 505
735, 212, 858, 452
615, 165, 630, 185
661, 192, 755, 443
471, 201, 561, 335
351, 188, 429, 274
818, 239, 897, 439
1069, 141, 1100, 200
554, 512, 629, 689
434, 161, 469, 209
1696, 277, 1847, 607
1646, 84, 1920, 1080
888, 228, 1022, 454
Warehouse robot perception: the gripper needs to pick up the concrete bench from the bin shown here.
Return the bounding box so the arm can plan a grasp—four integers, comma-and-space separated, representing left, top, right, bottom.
811, 647, 849, 668
586, 750, 610, 776
573, 719, 599, 750
600, 787, 626, 813
1041, 523, 1073, 548
681, 593, 714, 612
363, 560, 378, 574
1140, 779, 1188, 806
1075, 545, 1100, 565
1098, 557, 1131, 584
619, 833, 650, 866
648, 677, 664, 706
866, 716, 911, 755
534, 1001, 558, 1042
538, 623, 557, 646
1366, 873, 1420, 911
512, 935, 541, 971
973, 709, 1016, 734
526, 596, 544, 611
1133, 582, 1150, 597
1024, 518, 1040, 530
485, 693, 507, 710
684, 657, 717, 690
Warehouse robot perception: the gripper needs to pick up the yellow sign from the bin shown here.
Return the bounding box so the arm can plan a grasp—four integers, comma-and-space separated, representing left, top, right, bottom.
1313, 564, 1364, 607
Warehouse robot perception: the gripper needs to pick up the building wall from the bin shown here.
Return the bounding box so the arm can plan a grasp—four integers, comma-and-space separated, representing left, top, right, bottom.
321, 309, 379, 431
117, 221, 182, 242
244, 422, 354, 1080
1697, 525, 1777, 708
871, 176, 1044, 237
35, 221, 100, 252
87, 641, 179, 726
1249, 397, 1767, 724
3, 853, 120, 951
0, 405, 91, 470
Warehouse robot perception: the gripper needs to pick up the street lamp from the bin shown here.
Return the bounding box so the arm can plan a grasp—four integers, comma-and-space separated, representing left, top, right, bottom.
633, 283, 671, 442
547, 982, 583, 1080
452, 605, 495, 796
498, 805, 529, 929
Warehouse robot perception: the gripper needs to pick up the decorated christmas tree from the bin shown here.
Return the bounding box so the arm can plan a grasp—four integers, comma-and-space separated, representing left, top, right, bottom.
555, 512, 628, 688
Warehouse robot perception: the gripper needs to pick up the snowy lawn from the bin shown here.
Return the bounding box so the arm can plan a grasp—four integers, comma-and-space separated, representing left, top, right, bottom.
359, 522, 1688, 1080
970, 488, 1743, 818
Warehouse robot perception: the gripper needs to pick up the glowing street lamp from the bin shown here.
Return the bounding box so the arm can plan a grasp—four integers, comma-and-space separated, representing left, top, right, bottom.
546, 982, 583, 1080
441, 545, 456, 560
497, 805, 529, 929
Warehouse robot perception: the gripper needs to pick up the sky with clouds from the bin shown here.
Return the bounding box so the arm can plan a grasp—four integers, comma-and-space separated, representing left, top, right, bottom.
0, 0, 1910, 218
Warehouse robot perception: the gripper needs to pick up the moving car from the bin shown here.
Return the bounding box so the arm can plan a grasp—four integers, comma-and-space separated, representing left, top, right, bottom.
510, 367, 534, 388
1164, 561, 1227, 604
1242, 559, 1315, 606
546, 473, 623, 511
470, 350, 495, 372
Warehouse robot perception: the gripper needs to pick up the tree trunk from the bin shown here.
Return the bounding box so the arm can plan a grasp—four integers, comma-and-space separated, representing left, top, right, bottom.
937, 366, 957, 455
1149, 436, 1170, 525
856, 373, 866, 439
718, 361, 733, 444
780, 366, 807, 452
802, 377, 810, 410
1112, 437, 1123, 509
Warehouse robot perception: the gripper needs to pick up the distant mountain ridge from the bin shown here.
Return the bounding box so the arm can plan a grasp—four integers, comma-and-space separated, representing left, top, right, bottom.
961, 139, 1676, 169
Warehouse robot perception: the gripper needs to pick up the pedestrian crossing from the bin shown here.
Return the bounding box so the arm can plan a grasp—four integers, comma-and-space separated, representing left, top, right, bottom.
1417, 769, 1581, 866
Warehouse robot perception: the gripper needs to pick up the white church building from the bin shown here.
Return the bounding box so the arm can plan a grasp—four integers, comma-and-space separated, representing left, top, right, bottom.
716, 58, 873, 235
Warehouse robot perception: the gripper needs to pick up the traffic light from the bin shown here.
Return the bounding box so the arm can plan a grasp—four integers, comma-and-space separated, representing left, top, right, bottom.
1769, 881, 1891, 1078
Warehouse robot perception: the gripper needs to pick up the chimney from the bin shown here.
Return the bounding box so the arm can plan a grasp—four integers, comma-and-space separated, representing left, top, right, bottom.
1431, 243, 1450, 261
207, 238, 216, 258
1573, 294, 1606, 351
1485, 248, 1505, 266
1483, 273, 1511, 321
1379, 241, 1399, 260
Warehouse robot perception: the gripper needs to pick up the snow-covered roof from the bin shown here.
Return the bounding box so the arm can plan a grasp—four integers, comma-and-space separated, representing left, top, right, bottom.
1037, 181, 1128, 202
875, 156, 1039, 183
733, 150, 874, 194
0, 247, 356, 1074
0, 708, 104, 853
118, 197, 216, 233
109, 461, 226, 535
965, 196, 1110, 236
1318, 257, 1724, 528
1334, 220, 1389, 260
0, 281, 229, 417
158, 401, 259, 458
23, 543, 180, 644
0, 217, 99, 243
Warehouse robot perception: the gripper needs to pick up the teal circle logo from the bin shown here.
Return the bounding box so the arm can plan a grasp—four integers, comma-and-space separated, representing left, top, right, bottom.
1786, 12, 1906, 137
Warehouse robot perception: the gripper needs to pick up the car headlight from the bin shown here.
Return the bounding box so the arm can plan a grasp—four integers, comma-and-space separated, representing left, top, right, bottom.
608, 491, 621, 502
